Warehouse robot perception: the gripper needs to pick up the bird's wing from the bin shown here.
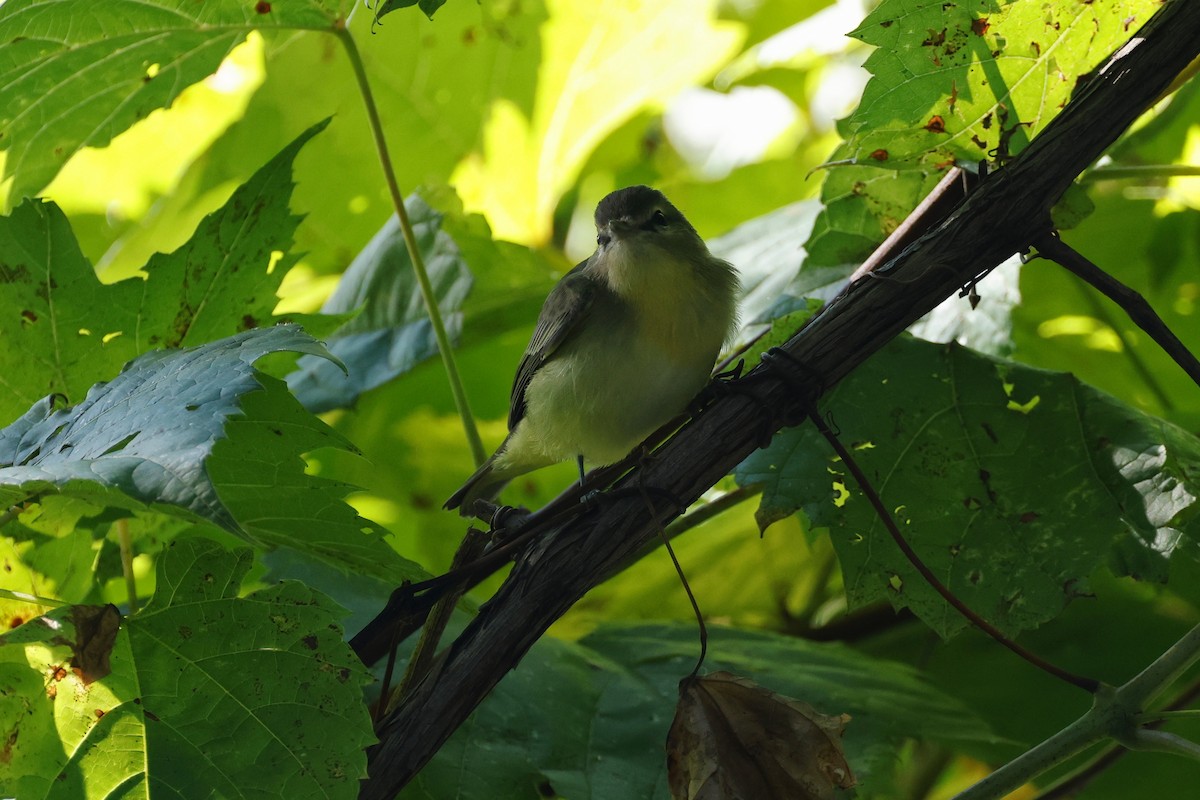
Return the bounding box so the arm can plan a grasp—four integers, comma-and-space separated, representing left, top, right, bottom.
508, 261, 597, 430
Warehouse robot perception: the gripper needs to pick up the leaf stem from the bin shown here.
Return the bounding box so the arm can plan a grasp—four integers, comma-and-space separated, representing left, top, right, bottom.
1034, 232, 1200, 395
1034, 675, 1200, 799
957, 623, 1200, 800
334, 25, 486, 467
1081, 164, 1200, 182
1136, 708, 1200, 723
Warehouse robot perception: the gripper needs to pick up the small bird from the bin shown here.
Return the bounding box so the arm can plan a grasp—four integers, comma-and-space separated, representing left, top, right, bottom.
445, 185, 739, 515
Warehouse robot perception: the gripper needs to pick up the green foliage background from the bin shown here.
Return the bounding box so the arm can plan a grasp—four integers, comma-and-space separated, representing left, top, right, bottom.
1, 0, 1199, 798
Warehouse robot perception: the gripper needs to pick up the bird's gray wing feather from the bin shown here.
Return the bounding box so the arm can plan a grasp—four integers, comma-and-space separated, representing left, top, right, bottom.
508, 261, 597, 430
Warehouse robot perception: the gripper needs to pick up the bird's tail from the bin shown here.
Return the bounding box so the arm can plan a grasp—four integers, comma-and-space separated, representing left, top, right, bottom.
444, 454, 510, 516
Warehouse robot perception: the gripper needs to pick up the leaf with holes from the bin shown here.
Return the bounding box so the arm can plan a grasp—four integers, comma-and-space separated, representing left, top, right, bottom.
737, 335, 1200, 637
805, 0, 1160, 268
0, 536, 373, 798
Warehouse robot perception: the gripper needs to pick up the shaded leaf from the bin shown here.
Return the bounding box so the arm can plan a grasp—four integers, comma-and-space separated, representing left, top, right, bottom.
0, 536, 373, 798
68, 603, 121, 684
287, 195, 472, 413
668, 671, 853, 800
0, 0, 343, 203
737, 336, 1200, 637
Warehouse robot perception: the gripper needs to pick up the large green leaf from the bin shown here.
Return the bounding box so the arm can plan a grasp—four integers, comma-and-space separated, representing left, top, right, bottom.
0, 0, 345, 204
845, 0, 1160, 169
805, 0, 1161, 269
287, 195, 473, 413
737, 335, 1200, 637
0, 121, 328, 421
452, 0, 743, 244
402, 623, 996, 798
100, 1, 550, 282
0, 536, 373, 798
0, 325, 422, 583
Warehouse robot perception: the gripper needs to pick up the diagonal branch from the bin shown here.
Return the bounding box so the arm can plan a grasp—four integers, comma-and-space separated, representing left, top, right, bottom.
359, 3, 1200, 796
1033, 232, 1200, 389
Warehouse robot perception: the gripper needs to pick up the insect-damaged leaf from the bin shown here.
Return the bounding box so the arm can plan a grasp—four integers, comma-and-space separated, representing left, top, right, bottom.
667, 671, 854, 800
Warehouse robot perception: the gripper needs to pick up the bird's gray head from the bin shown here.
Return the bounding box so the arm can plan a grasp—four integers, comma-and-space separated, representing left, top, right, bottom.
593, 185, 702, 255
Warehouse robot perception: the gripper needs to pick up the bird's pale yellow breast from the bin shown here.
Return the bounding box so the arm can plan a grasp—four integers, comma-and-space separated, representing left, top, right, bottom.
604, 249, 735, 365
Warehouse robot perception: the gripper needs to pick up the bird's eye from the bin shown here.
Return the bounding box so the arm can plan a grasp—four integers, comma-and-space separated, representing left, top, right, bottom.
642, 209, 668, 231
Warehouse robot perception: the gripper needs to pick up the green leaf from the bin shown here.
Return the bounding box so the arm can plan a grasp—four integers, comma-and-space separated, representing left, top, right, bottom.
0, 536, 373, 798
135, 118, 333, 350
0, 121, 328, 421
404, 623, 996, 798
0, 325, 422, 582
804, 157, 937, 269
845, 0, 1160, 169
737, 336, 1200, 637
805, 0, 1160, 268
209, 371, 426, 580
287, 195, 473, 413
452, 0, 743, 244
0, 0, 343, 204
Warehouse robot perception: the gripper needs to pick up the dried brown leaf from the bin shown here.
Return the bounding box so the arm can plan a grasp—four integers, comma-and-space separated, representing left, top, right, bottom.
70, 603, 121, 684
667, 671, 854, 800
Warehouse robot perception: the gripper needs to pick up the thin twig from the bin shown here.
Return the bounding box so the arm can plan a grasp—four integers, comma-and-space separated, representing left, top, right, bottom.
1033, 232, 1200, 391
808, 410, 1099, 693
335, 25, 486, 467
662, 484, 760, 539
636, 480, 708, 678
0, 588, 68, 608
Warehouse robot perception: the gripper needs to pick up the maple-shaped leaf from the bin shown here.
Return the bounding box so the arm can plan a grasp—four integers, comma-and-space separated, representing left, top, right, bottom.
667, 670, 855, 800
0, 536, 373, 798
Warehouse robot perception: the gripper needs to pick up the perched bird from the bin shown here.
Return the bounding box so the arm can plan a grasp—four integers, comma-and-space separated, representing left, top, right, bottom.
445, 185, 739, 515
